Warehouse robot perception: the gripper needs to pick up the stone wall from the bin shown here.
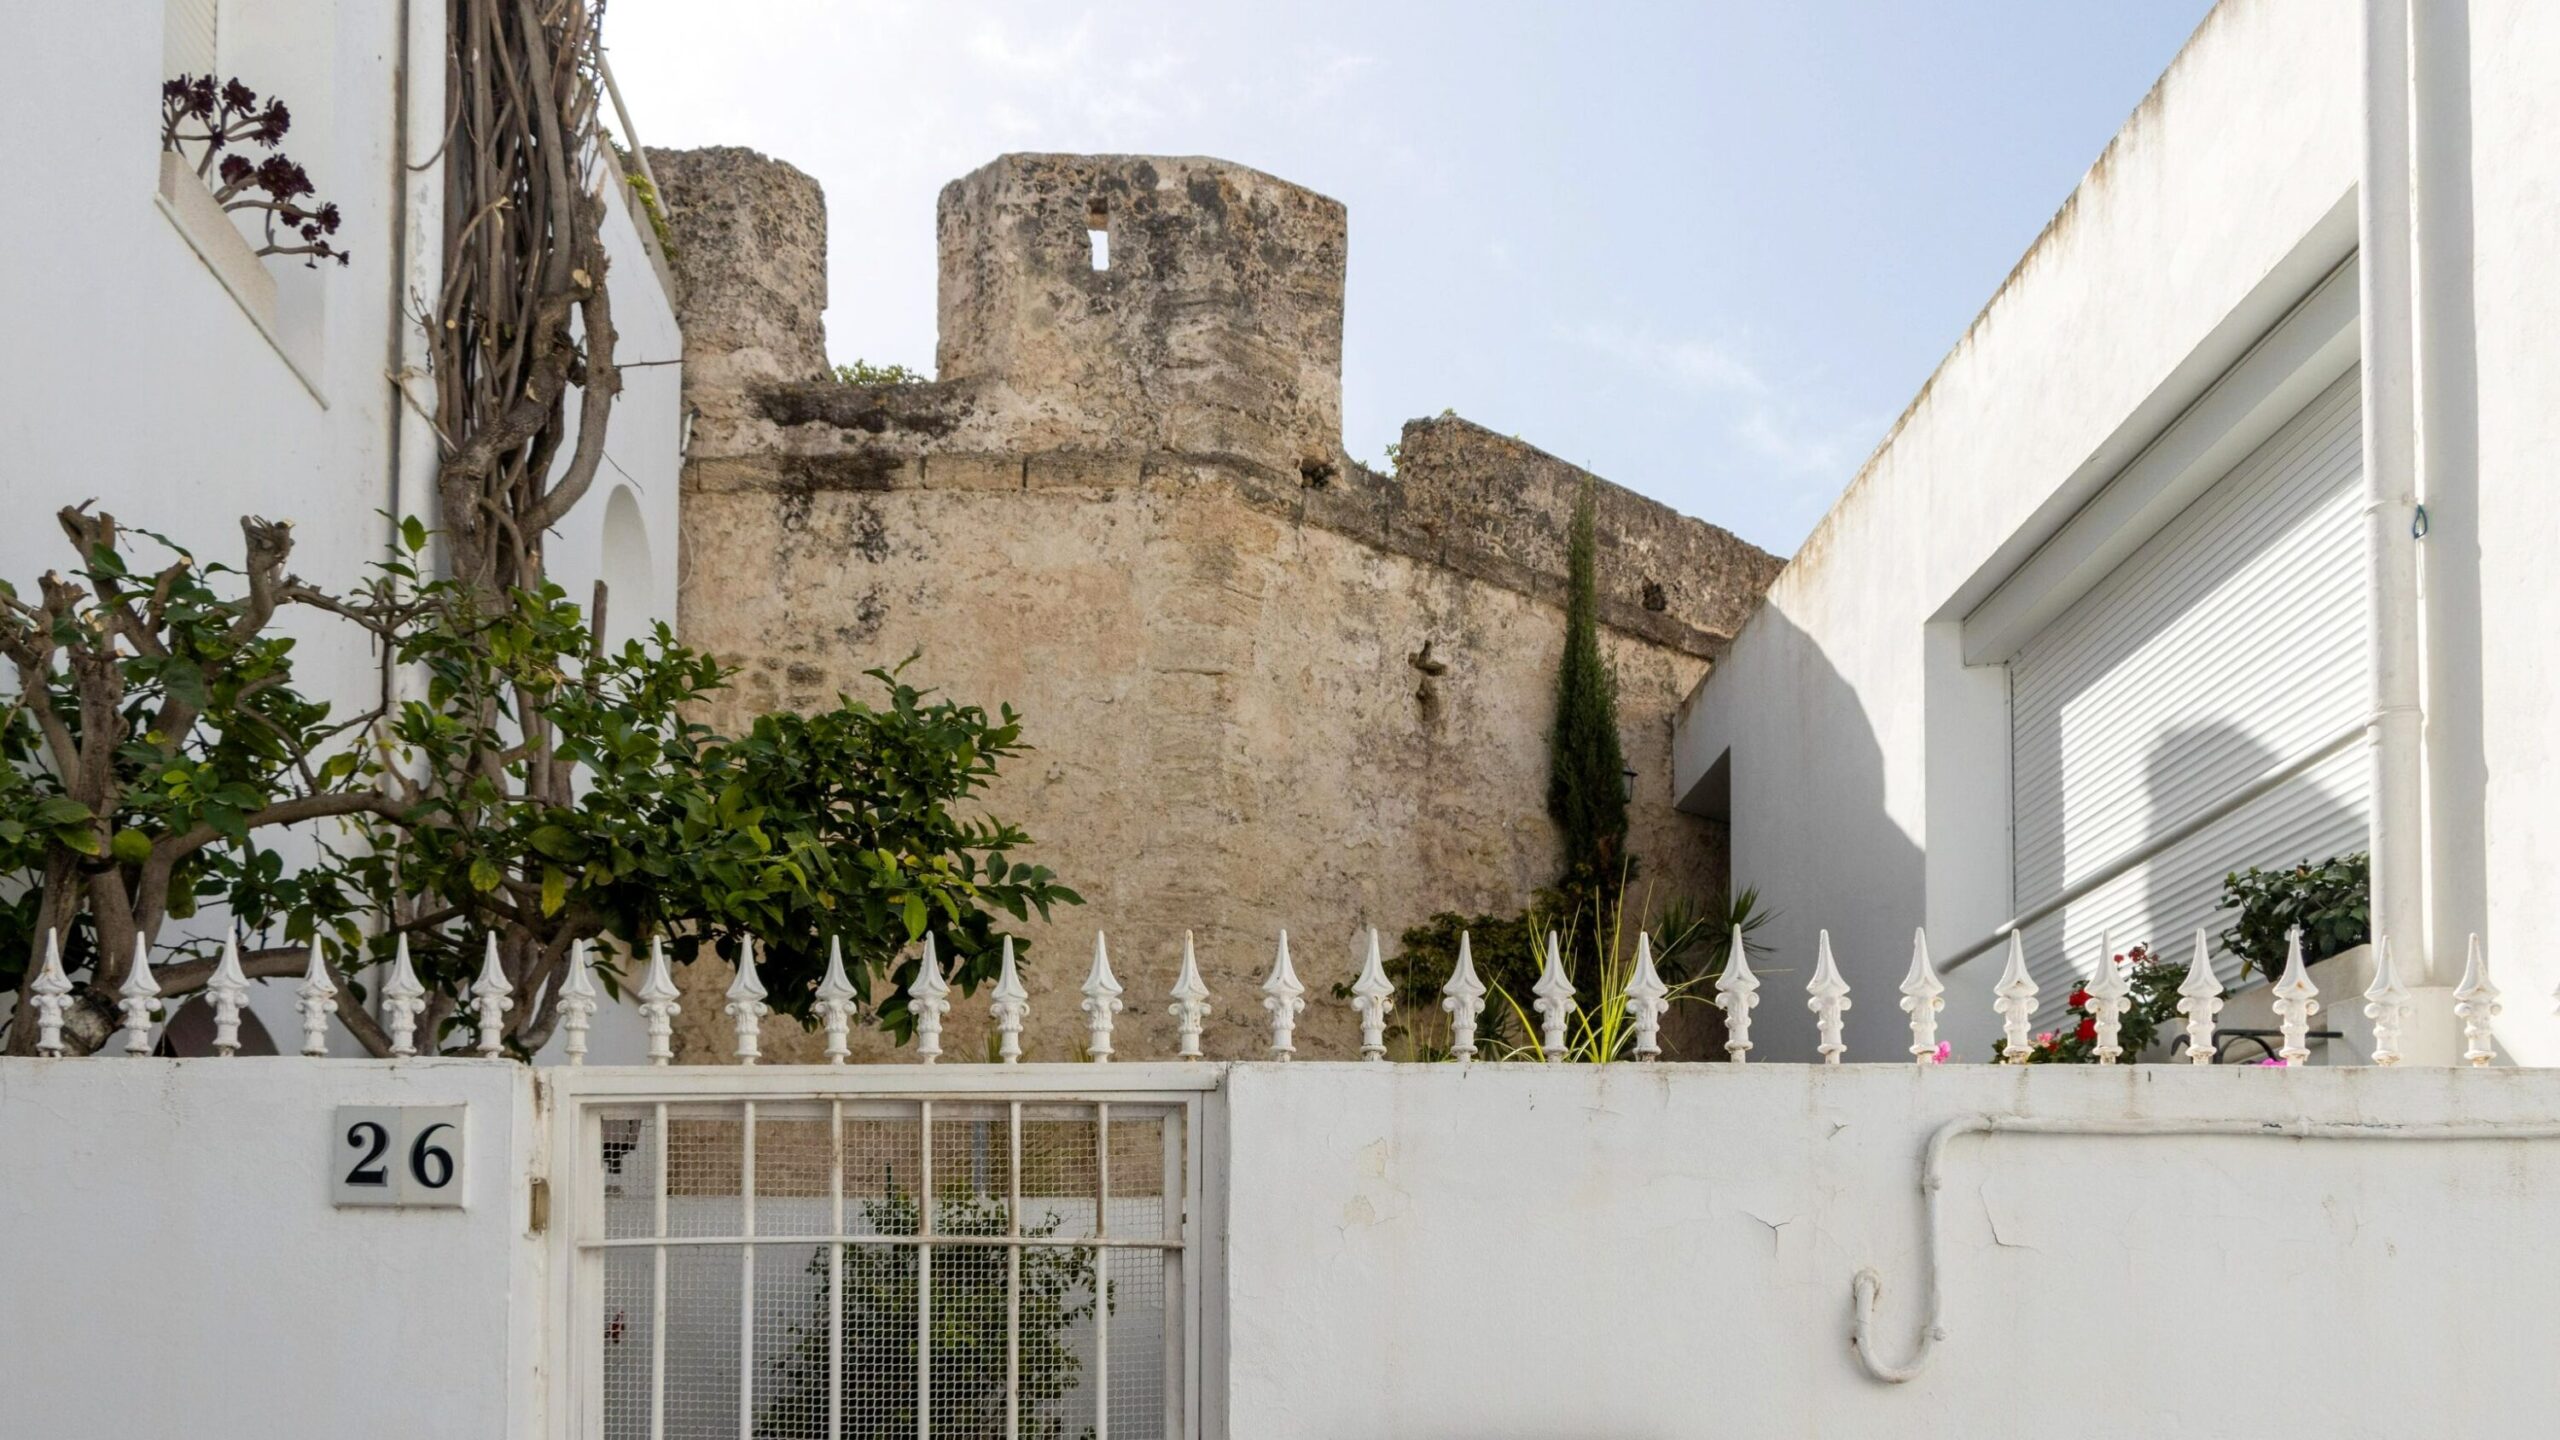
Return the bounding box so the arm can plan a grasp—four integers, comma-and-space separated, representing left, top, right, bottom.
650, 147, 1782, 1061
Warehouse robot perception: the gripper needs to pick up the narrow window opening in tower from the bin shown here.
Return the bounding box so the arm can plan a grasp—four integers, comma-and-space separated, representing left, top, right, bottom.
1087, 198, 1111, 271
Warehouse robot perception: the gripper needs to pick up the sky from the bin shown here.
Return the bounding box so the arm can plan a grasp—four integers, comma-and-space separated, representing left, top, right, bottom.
605, 1, 2215, 557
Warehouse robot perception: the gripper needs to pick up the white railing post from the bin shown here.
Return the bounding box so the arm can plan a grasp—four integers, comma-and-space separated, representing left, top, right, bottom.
471, 933, 515, 1059
1992, 933, 2037, 1062
1350, 928, 1395, 1061
1169, 932, 1211, 1060
1531, 930, 1572, 1061
2454, 933, 2500, 1067
1627, 931, 1669, 1061
1441, 931, 1486, 1061
1261, 931, 1306, 1060
907, 934, 948, 1065
1715, 924, 1759, 1061
384, 934, 427, 1058
297, 942, 335, 1056
1899, 929, 1943, 1063
207, 930, 249, 1058
2270, 926, 2319, 1066
1807, 930, 1850, 1065
2362, 937, 2410, 1066
990, 937, 1029, 1064
1081, 932, 1123, 1062
724, 936, 769, 1065
636, 936, 680, 1066
118, 934, 161, 1056
30, 931, 71, 1057
2178, 929, 2223, 1064
2086, 937, 2127, 1065
557, 939, 599, 1066
814, 937, 858, 1063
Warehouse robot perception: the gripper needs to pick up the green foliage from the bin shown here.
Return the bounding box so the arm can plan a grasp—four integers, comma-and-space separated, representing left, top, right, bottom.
833, 359, 931, 386
2218, 852, 2369, 985
765, 1187, 1098, 1439
1996, 944, 2185, 1064
1546, 479, 1629, 895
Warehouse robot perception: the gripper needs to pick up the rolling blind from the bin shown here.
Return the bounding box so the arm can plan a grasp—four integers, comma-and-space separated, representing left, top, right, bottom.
2008, 368, 2368, 1010
165, 0, 219, 80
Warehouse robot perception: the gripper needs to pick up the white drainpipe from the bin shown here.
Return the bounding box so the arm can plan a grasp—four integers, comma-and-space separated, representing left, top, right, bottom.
2358, 0, 2428, 982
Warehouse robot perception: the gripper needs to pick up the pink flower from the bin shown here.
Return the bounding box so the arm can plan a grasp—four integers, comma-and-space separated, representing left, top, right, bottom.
2256, 1057, 2290, 1067
2035, 1031, 2056, 1048
1930, 1041, 1952, 1065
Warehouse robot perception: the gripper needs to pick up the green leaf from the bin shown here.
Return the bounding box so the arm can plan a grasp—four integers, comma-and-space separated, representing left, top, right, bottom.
469, 856, 503, 893
32, 797, 90, 827
109, 828, 154, 866
541, 865, 568, 917
901, 892, 927, 940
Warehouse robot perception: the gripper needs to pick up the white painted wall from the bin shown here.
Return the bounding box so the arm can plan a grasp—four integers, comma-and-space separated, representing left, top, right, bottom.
1672, 0, 2398, 1059
1224, 1061, 2560, 1437
0, 1, 681, 1057
0, 1058, 543, 1439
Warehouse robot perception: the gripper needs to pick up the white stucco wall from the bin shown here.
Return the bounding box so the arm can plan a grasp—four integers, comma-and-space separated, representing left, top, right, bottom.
0, 1059, 543, 1439
1224, 1061, 2560, 1437
1672, 0, 2371, 1058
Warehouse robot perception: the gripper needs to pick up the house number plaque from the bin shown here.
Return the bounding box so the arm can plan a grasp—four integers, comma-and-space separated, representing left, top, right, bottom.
331, 1105, 467, 1208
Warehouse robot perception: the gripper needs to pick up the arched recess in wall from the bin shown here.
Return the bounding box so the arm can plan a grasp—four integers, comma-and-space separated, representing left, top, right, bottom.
599, 484, 656, 639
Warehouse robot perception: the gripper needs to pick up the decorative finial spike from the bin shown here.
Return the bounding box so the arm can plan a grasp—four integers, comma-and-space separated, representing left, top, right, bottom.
1992, 932, 2037, 1062
2270, 925, 2319, 1066
1715, 924, 1760, 1061
1350, 928, 1396, 1061
1081, 932, 1123, 1062
991, 937, 1029, 1064
1806, 929, 1851, 1065
815, 937, 859, 1064
1531, 930, 1573, 1062
383, 934, 427, 1058
119, 934, 163, 1056
1899, 928, 1944, 1063
2178, 929, 2223, 1064
297, 941, 336, 1057
907, 934, 949, 1065
2362, 936, 2409, 1066
1627, 931, 1669, 1061
1263, 931, 1308, 1060
1168, 931, 1212, 1060
30, 931, 73, 1057
207, 929, 250, 1058
636, 936, 680, 1065
2086, 935, 2128, 1065
470, 933, 516, 1059
557, 939, 600, 1066
2454, 932, 2500, 1067
1441, 931, 1486, 1061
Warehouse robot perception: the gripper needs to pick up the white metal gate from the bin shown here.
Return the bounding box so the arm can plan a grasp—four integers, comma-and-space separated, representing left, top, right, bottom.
552, 1069, 1218, 1440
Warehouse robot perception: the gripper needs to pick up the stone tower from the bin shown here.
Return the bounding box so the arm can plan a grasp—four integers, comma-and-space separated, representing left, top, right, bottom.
649, 145, 1783, 1064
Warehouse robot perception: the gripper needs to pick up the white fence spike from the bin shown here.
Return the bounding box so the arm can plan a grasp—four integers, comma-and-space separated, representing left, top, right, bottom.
1899, 929, 1943, 1063
1262, 931, 1306, 1060
1627, 931, 1669, 1061
383, 934, 427, 1058
2362, 936, 2409, 1067
2086, 936, 2128, 1064
991, 937, 1029, 1064
2270, 926, 2319, 1066
814, 937, 859, 1064
1992, 932, 2037, 1062
636, 936, 680, 1066
1441, 931, 1486, 1061
119, 934, 162, 1056
30, 930, 72, 1057
725, 936, 769, 1065
2455, 933, 2500, 1067
907, 934, 949, 1065
1807, 930, 1851, 1065
207, 930, 250, 1058
1531, 930, 1573, 1061
1168, 931, 1212, 1060
1716, 923, 1760, 1062
1351, 928, 1396, 1061
557, 939, 600, 1066
1081, 932, 1123, 1062
297, 942, 336, 1057
471, 933, 515, 1059
2178, 929, 2223, 1064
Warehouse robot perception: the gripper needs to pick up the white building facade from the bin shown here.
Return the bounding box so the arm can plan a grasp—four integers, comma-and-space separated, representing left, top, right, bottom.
0, 0, 684, 1054
1673, 0, 2560, 1063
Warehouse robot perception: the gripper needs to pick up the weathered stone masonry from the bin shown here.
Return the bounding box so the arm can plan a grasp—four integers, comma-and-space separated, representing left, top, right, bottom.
651, 146, 1782, 1062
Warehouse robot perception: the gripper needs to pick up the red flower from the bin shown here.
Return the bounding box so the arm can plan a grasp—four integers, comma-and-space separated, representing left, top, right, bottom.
2069, 987, 2091, 1008
2074, 1016, 2097, 1042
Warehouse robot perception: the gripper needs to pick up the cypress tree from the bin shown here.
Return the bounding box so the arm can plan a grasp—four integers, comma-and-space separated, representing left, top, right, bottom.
1547, 479, 1630, 890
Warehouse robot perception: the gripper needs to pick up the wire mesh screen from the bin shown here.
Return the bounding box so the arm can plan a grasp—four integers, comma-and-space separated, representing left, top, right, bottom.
587, 1097, 1189, 1440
